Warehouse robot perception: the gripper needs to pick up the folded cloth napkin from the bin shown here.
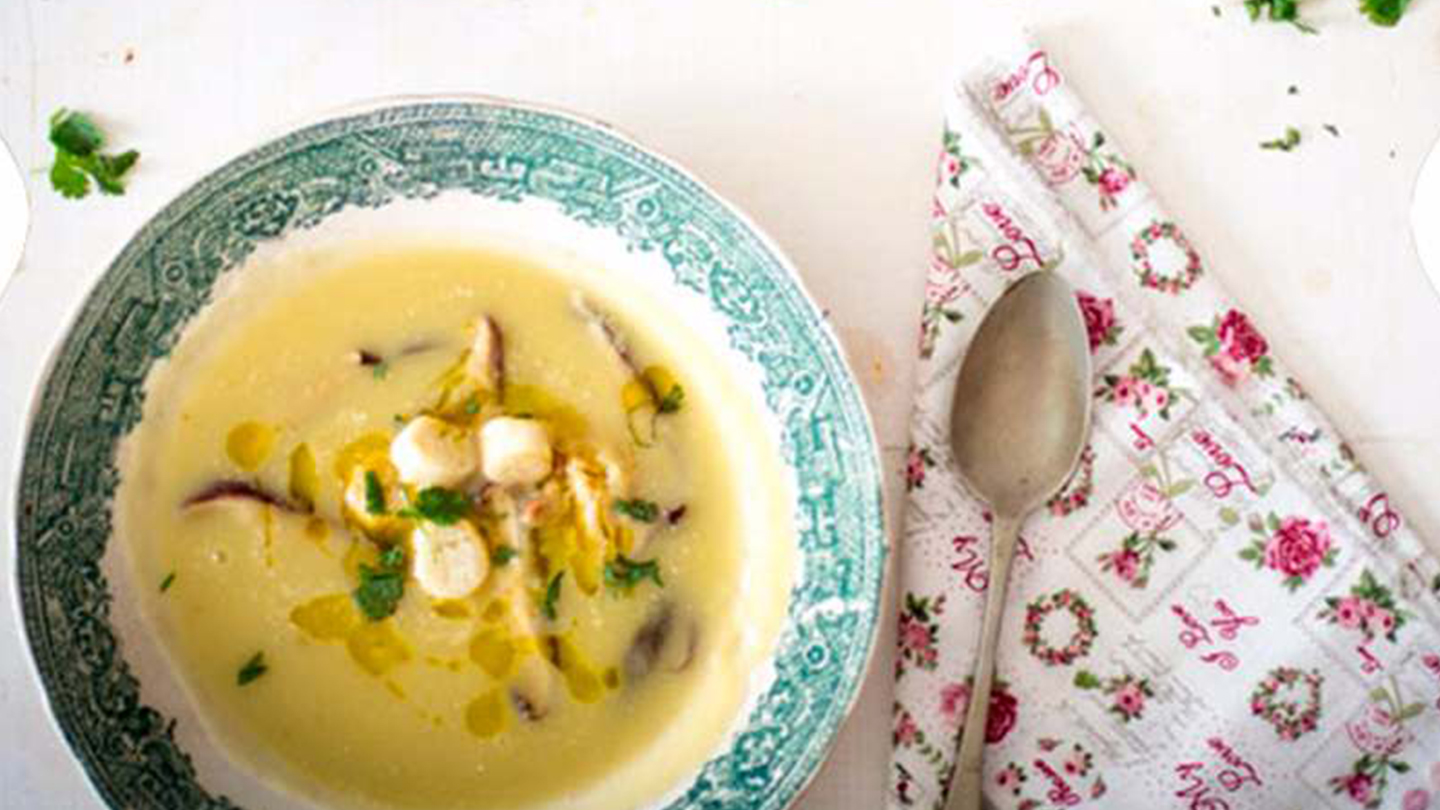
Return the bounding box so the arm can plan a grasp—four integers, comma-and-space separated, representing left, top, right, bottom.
890, 40, 1440, 810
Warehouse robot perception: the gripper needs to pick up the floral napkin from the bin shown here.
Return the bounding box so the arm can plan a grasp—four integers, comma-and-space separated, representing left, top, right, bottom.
890, 41, 1440, 810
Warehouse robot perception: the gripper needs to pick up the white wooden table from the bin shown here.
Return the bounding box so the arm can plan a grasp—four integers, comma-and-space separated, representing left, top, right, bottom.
3, 2, 1440, 808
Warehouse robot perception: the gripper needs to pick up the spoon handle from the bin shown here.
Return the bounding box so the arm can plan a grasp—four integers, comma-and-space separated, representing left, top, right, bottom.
944, 512, 1022, 810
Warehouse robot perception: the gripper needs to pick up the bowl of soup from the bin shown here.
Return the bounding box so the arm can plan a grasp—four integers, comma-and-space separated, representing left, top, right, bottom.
14, 99, 886, 810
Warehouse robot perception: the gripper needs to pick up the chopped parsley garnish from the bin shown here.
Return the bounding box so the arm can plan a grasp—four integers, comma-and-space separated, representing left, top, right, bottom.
379, 543, 405, 570
354, 545, 407, 621
1359, 0, 1408, 26
604, 555, 664, 594
464, 395, 482, 416
1244, 0, 1318, 32
236, 651, 268, 686
1260, 127, 1303, 151
492, 545, 517, 566
159, 571, 176, 593
397, 486, 471, 525
656, 384, 685, 415
364, 470, 387, 515
372, 361, 390, 380
541, 572, 564, 620
47, 109, 140, 199
614, 498, 660, 523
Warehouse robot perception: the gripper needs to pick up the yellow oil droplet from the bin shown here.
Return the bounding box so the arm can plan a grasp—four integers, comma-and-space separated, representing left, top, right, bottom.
465, 688, 510, 739
469, 626, 518, 680
304, 517, 329, 543
346, 620, 411, 676
290, 594, 360, 641
333, 432, 394, 481
433, 600, 471, 619
482, 599, 509, 623
554, 635, 604, 704
226, 421, 277, 471
502, 384, 587, 439
620, 379, 651, 412
289, 443, 321, 509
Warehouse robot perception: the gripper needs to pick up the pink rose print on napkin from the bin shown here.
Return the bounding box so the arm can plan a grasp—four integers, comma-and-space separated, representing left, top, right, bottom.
940, 679, 1019, 744
1239, 513, 1337, 592
1095, 348, 1182, 419
1328, 679, 1425, 808
1074, 669, 1153, 723
1319, 569, 1411, 644
896, 593, 944, 676
1189, 309, 1275, 386
1076, 291, 1122, 353
1117, 479, 1181, 534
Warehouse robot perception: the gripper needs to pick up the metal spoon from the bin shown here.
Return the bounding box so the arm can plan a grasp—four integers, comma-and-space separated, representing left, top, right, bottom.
943, 272, 1093, 810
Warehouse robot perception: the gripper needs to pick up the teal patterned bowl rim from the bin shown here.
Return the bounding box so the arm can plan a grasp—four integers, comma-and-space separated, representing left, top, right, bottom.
14, 99, 887, 810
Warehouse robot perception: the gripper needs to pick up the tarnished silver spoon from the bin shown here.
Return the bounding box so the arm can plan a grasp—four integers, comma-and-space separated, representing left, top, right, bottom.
943, 272, 1093, 810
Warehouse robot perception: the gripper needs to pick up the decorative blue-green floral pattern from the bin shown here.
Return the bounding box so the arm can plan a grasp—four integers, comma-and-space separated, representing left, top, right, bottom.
15, 102, 886, 809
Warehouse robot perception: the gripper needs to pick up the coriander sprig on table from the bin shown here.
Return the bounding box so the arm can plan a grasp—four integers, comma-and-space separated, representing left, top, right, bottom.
47, 109, 140, 199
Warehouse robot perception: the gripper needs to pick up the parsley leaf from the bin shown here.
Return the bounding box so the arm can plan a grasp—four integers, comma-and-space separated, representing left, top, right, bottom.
159, 571, 176, 593
1260, 127, 1303, 151
353, 545, 407, 621
492, 545, 517, 565
397, 486, 471, 525
541, 572, 564, 620
364, 470, 387, 515
604, 555, 664, 594
1245, 0, 1318, 32
47, 109, 140, 199
614, 498, 660, 523
236, 651, 268, 686
372, 361, 390, 380
354, 564, 405, 621
656, 384, 685, 415
1359, 0, 1408, 26
49, 109, 104, 155
379, 544, 405, 570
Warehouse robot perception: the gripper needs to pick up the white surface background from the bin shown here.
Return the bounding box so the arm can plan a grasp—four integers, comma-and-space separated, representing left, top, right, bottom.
3, 2, 1440, 808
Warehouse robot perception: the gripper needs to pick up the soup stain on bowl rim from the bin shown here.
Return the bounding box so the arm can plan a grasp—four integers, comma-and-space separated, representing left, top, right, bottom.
13, 95, 888, 810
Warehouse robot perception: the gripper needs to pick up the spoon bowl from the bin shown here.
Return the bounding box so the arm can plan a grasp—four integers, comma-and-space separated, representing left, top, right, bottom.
943, 271, 1092, 810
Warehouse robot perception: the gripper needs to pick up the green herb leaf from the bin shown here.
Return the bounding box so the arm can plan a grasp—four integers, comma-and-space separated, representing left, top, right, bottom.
541, 572, 564, 620
1245, 0, 1318, 32
353, 564, 405, 621
603, 555, 664, 594
159, 571, 176, 593
397, 486, 471, 525
464, 395, 481, 416
614, 498, 660, 523
492, 545, 517, 566
1359, 0, 1408, 26
47, 110, 139, 199
237, 651, 268, 686
372, 361, 390, 380
49, 152, 90, 199
49, 109, 105, 156
1260, 127, 1303, 151
379, 544, 406, 571
365, 470, 387, 515
656, 384, 685, 415
1074, 670, 1101, 689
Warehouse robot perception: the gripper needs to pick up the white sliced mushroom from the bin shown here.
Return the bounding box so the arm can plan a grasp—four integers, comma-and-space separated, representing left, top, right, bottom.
463, 315, 504, 394
390, 415, 478, 488
411, 519, 490, 600
480, 417, 553, 486
488, 490, 554, 718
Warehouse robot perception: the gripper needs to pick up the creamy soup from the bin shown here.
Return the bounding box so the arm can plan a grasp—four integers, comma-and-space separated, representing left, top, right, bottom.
116, 245, 792, 810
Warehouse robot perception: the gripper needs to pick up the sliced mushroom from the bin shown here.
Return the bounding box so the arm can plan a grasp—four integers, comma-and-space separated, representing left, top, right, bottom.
183, 480, 302, 513
464, 315, 505, 396
570, 292, 640, 376
487, 490, 556, 720
625, 602, 698, 681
